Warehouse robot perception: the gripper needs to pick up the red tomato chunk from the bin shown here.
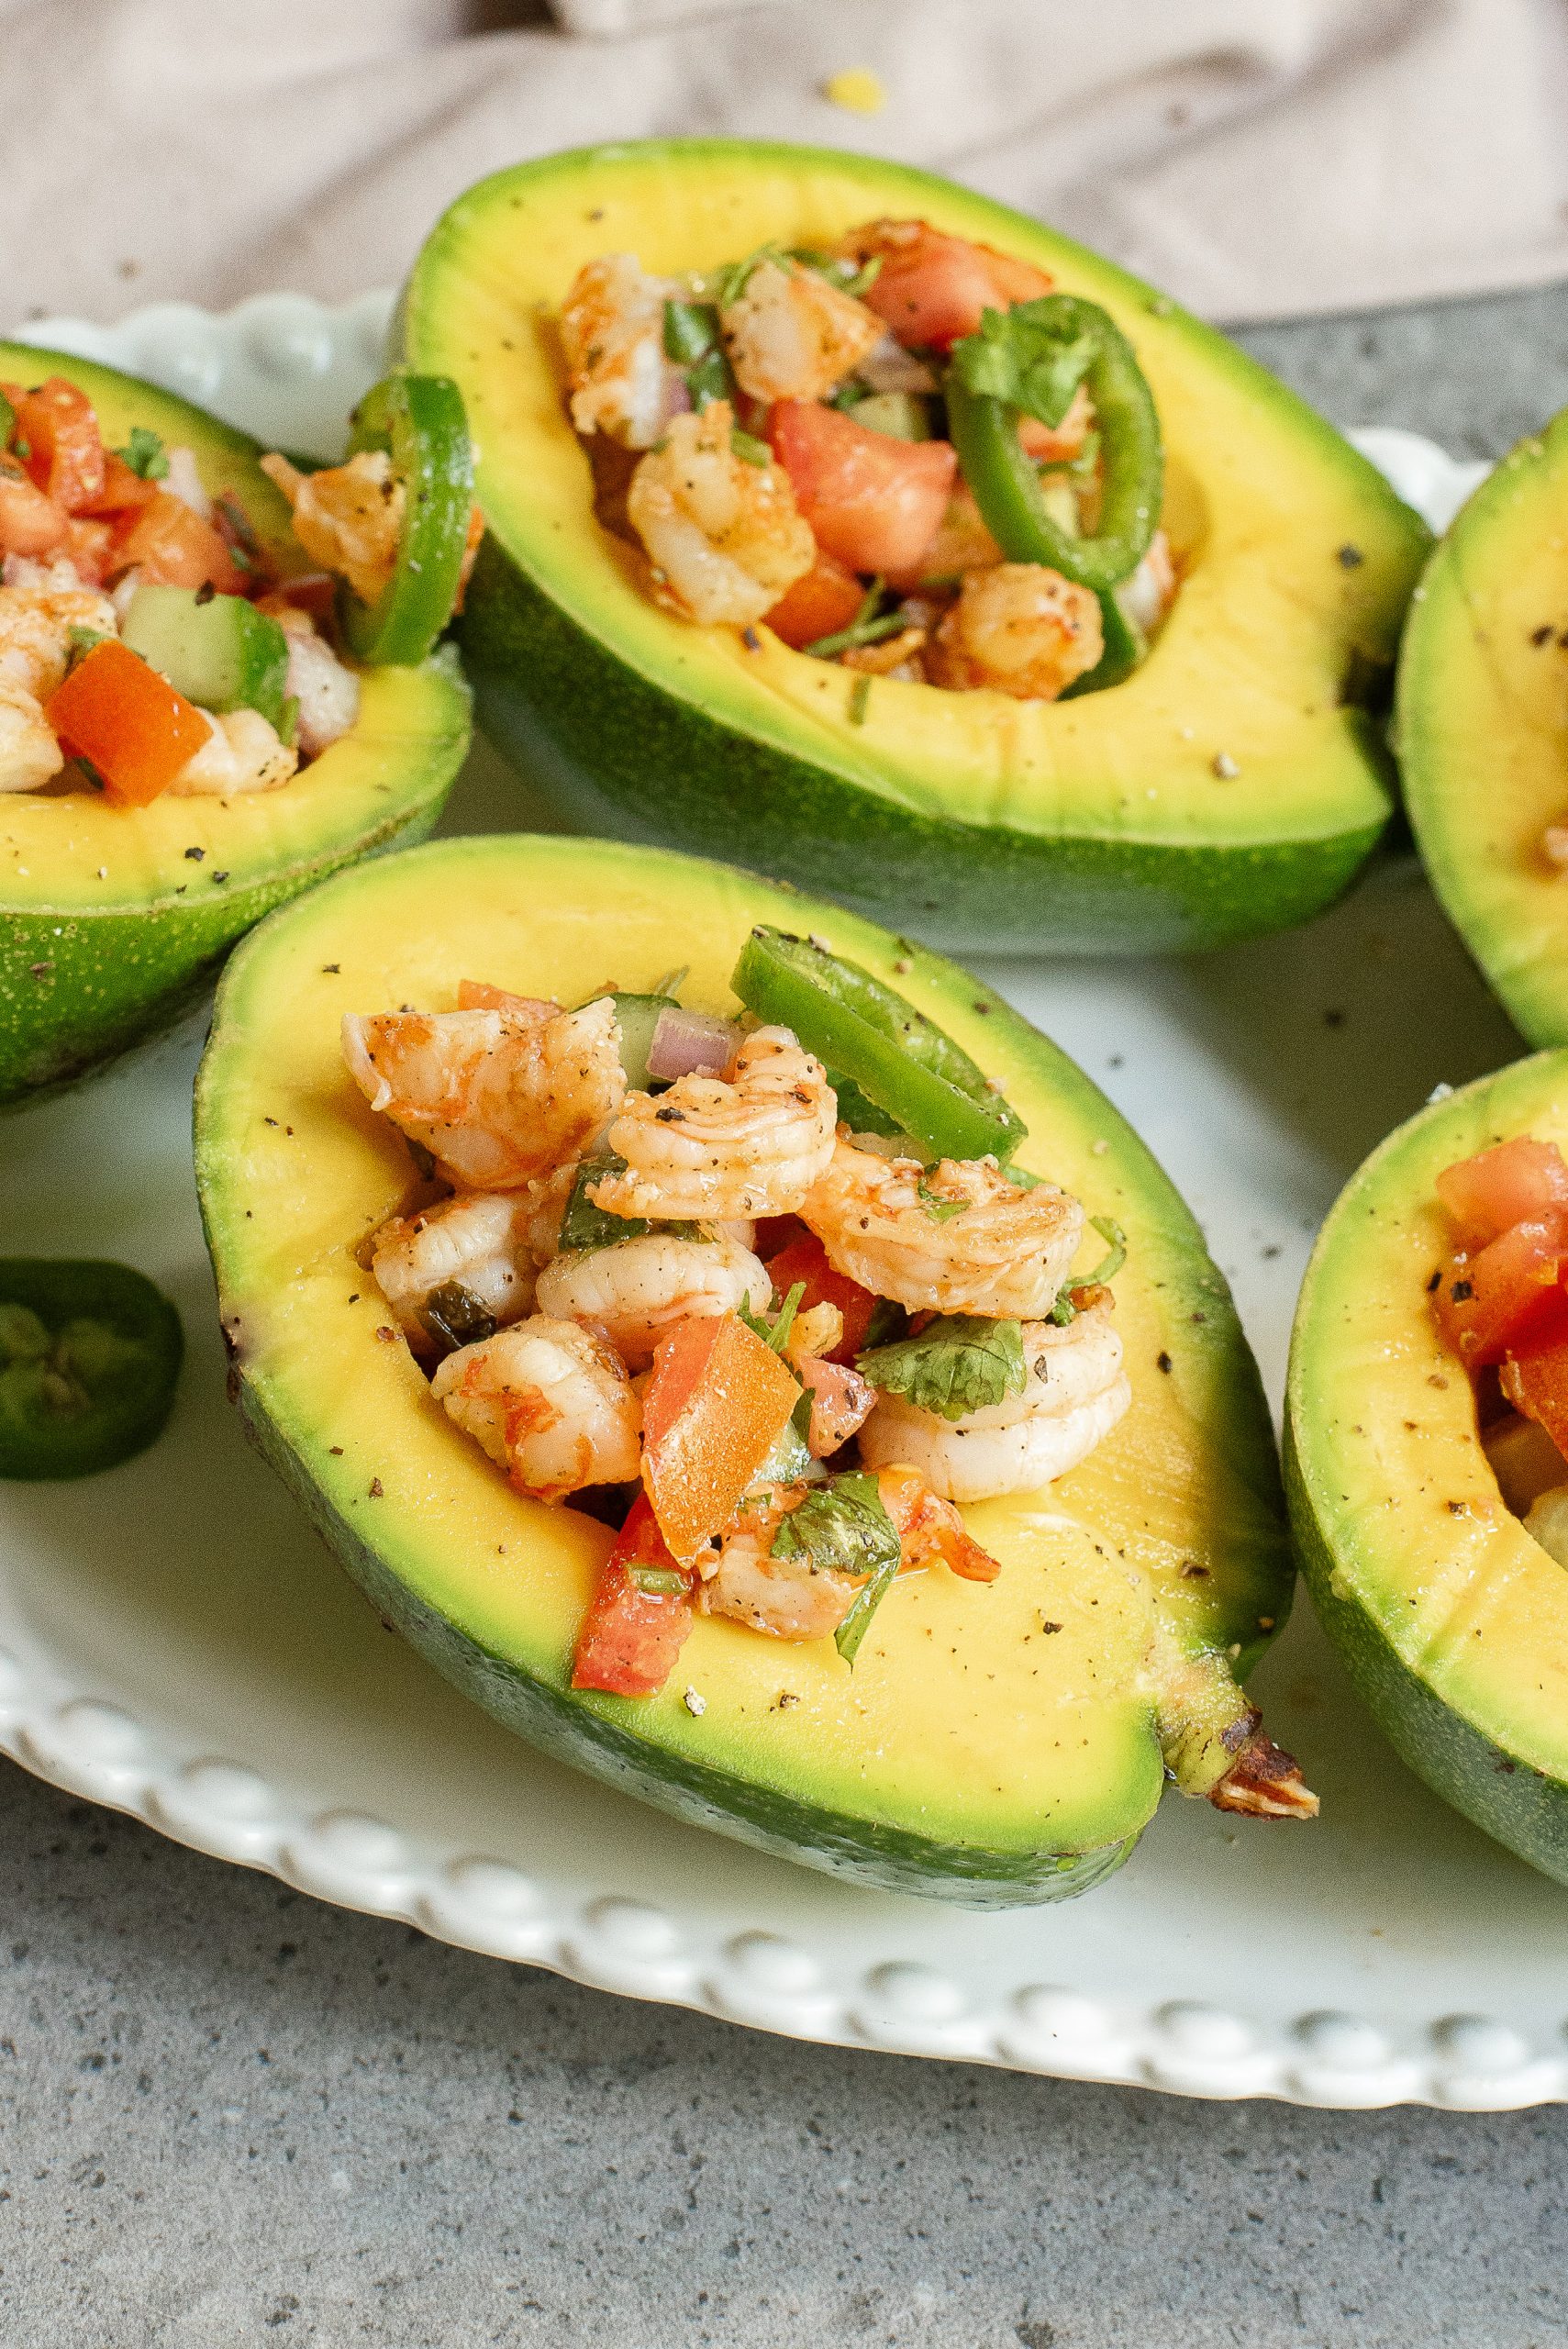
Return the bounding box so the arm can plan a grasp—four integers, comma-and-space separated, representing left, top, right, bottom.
768, 400, 956, 580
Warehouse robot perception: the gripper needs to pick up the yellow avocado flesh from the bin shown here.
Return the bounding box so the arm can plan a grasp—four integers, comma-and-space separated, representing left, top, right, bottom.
1288, 1052, 1568, 1800
196, 834, 1291, 1896
1399, 406, 1568, 1047
403, 139, 1424, 857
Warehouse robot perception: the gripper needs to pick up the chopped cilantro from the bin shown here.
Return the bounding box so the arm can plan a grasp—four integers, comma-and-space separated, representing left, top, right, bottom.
116, 426, 170, 482
858, 1313, 1027, 1421
739, 1279, 806, 1355
730, 427, 773, 466
629, 1564, 690, 1597
948, 296, 1097, 430
769, 1472, 902, 1665
917, 1179, 969, 1223
557, 1152, 706, 1252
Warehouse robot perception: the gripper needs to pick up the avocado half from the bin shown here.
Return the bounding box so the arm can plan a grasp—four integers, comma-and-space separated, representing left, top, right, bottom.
1286, 1052, 1568, 1882
1398, 406, 1568, 1048
0, 344, 473, 1108
195, 832, 1295, 1905
400, 139, 1429, 958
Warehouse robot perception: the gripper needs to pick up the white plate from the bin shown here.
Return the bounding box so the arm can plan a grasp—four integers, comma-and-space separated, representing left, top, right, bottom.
7, 295, 1554, 2114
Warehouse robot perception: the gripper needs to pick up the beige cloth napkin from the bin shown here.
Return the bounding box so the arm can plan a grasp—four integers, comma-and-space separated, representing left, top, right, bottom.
5, 0, 1567, 331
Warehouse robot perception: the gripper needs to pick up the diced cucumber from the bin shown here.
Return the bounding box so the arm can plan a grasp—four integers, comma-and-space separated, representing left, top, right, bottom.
595, 991, 678, 1090
121, 584, 290, 732
851, 393, 934, 442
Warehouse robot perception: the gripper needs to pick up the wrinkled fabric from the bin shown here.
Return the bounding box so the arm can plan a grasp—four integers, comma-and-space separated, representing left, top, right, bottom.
4, 0, 1565, 331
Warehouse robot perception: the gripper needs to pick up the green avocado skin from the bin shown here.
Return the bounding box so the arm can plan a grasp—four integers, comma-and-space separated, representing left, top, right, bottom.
229, 1358, 1136, 1907
458, 535, 1387, 959
1284, 1419, 1568, 1884
1, 790, 449, 1110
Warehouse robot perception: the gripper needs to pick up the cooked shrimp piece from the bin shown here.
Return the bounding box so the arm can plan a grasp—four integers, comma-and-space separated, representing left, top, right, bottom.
860, 1308, 1129, 1501
261, 450, 403, 608
888, 484, 1002, 592
536, 1232, 771, 1370
430, 1314, 641, 1502
928, 562, 1103, 701
370, 1191, 537, 1353
1115, 529, 1176, 640
0, 675, 64, 792
803, 1140, 1083, 1318
593, 1024, 836, 1222
166, 707, 298, 796
873, 1462, 1003, 1580
1017, 384, 1095, 466
702, 1486, 861, 1641
719, 257, 883, 406
0, 574, 117, 701
342, 995, 625, 1192
560, 253, 676, 450
268, 606, 361, 755
626, 402, 815, 628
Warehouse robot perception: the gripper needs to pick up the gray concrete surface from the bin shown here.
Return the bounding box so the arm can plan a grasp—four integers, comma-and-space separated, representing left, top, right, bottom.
7, 281, 1568, 2348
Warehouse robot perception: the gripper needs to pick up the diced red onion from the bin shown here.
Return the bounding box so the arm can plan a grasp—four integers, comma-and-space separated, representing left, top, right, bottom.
659, 367, 694, 426
646, 1005, 739, 1081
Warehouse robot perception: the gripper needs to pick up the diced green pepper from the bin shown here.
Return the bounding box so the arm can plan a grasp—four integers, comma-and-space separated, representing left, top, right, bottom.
945, 293, 1162, 596
0, 1259, 183, 1480
585, 990, 679, 1091
662, 300, 735, 412
340, 369, 475, 666
121, 584, 290, 731
730, 928, 1026, 1163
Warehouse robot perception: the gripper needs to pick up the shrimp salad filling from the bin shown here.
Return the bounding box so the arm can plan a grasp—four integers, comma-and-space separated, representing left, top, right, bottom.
0, 370, 477, 805
341, 934, 1134, 1700
1430, 1133, 1568, 1566
556, 221, 1173, 704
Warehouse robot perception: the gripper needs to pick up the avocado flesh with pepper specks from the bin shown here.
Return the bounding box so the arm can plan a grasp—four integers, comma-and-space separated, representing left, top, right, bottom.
1398, 405, 1568, 1048
400, 138, 1429, 957
194, 832, 1295, 1905
1286, 1051, 1568, 1883
0, 343, 472, 1109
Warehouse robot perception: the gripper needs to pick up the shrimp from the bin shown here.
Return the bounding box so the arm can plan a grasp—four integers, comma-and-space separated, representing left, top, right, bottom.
560, 254, 676, 450
261, 451, 402, 608
702, 1462, 999, 1641
166, 707, 297, 796
341, 995, 625, 1192
0, 573, 117, 702
430, 1314, 641, 1503
859, 1308, 1130, 1501
370, 1191, 538, 1353
803, 1139, 1083, 1319
928, 562, 1103, 702
626, 401, 815, 628
719, 257, 883, 406
592, 1024, 836, 1222
536, 1232, 771, 1370
265, 605, 361, 756
0, 674, 64, 791
1017, 384, 1095, 466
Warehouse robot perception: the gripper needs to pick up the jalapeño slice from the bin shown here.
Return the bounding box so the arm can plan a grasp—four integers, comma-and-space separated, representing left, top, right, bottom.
340, 369, 475, 667
0, 1258, 183, 1480
730, 928, 1026, 1163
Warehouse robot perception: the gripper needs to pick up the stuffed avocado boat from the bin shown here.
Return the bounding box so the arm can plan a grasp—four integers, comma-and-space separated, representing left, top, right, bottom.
196, 832, 1308, 1905
1287, 1061, 1568, 1883
1398, 405, 1568, 1050
401, 139, 1429, 957
0, 346, 476, 1107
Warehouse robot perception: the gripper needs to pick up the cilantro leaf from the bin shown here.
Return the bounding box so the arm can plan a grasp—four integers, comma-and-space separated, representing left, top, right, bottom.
948, 296, 1096, 430
557, 1152, 706, 1253
917, 1179, 968, 1223
116, 426, 170, 482
739, 1279, 806, 1355
857, 1313, 1026, 1421
769, 1472, 903, 1664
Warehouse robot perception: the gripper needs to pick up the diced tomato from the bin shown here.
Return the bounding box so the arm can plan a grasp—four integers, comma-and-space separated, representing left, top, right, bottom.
456, 980, 555, 1017
1433, 1221, 1568, 1368
641, 1312, 800, 1561
571, 1495, 695, 1698
852, 222, 1053, 352
43, 639, 210, 806
752, 1214, 806, 1259
796, 1355, 875, 1456
1436, 1138, 1568, 1250
0, 461, 68, 557
256, 572, 338, 623
4, 376, 106, 513
112, 489, 248, 595
60, 517, 115, 586
875, 1463, 1002, 1584
81, 451, 161, 518
764, 1231, 881, 1365
768, 400, 956, 578
762, 551, 864, 651
1502, 1334, 1568, 1461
